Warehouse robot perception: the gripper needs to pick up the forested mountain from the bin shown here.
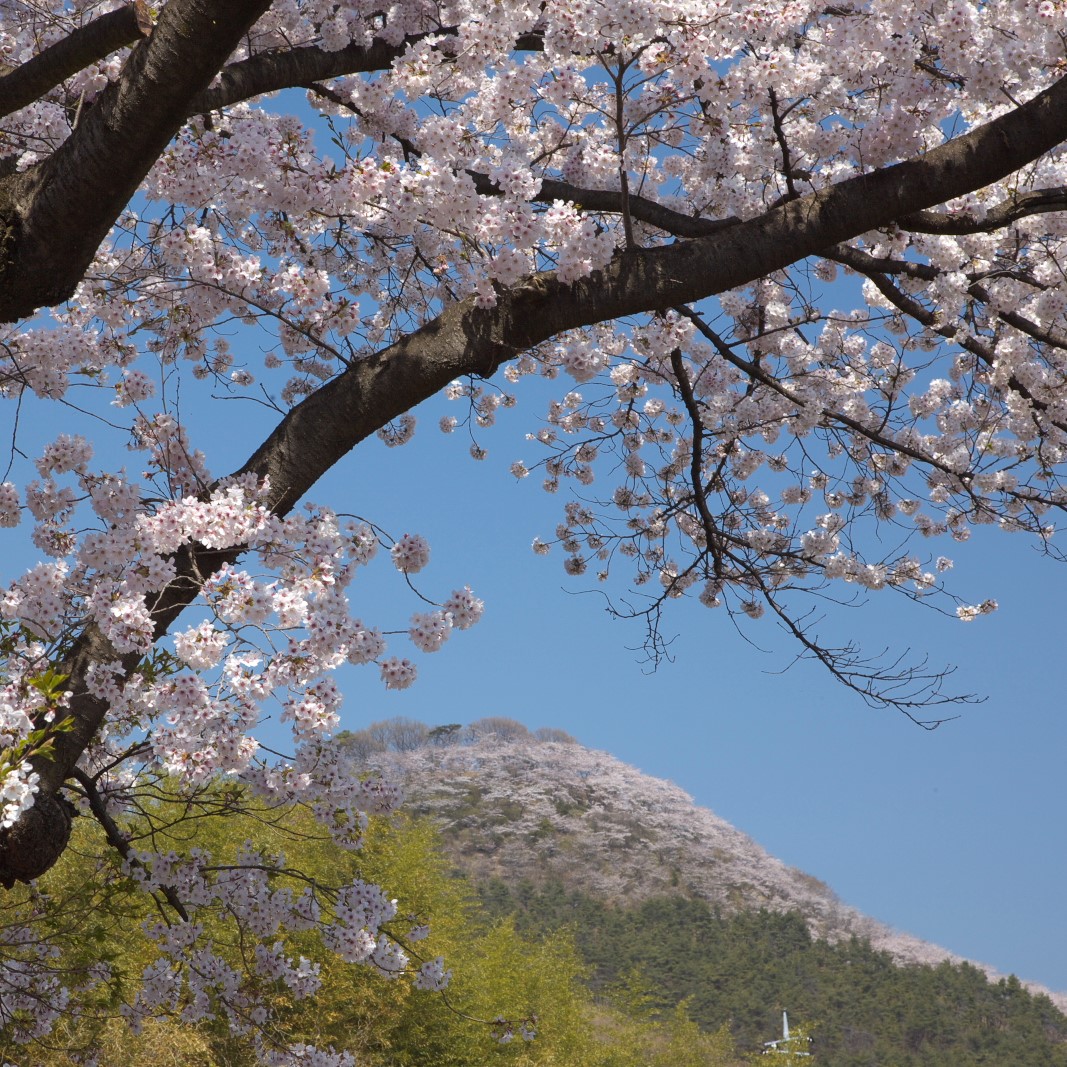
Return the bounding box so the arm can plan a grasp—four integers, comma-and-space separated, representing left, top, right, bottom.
349, 721, 1024, 983
337, 718, 1067, 1064
477, 884, 1067, 1066
3, 782, 747, 1067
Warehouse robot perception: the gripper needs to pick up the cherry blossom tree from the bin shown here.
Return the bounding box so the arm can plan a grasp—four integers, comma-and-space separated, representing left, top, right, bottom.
1, 0, 1067, 1056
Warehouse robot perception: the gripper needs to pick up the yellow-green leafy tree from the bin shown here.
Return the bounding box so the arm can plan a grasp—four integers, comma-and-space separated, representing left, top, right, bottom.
3, 779, 744, 1067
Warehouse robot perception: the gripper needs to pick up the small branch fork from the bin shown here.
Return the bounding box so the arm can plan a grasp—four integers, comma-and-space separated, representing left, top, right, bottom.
70, 767, 191, 923
768, 87, 808, 203
757, 589, 966, 726
668, 345, 725, 577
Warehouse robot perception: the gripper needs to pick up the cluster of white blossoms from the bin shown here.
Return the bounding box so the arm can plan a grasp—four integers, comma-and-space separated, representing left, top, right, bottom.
112, 841, 433, 1049
0, 462, 479, 1045
1, 462, 483, 790
1, 0, 1066, 1056
0, 760, 37, 830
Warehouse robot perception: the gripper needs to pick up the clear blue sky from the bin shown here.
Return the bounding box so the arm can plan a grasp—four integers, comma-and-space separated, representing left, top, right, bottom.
267, 94, 1067, 994
282, 381, 1067, 995
233, 100, 1065, 991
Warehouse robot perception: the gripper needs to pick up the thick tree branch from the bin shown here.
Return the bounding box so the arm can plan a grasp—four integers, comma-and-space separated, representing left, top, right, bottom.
38, 69, 1067, 802
0, 5, 146, 122
899, 185, 1067, 235
972, 284, 1067, 353
189, 30, 444, 115
305, 80, 739, 238
0, 0, 272, 323
164, 66, 1067, 607
190, 29, 544, 115
2, 14, 1063, 326
472, 170, 742, 236
474, 169, 1066, 248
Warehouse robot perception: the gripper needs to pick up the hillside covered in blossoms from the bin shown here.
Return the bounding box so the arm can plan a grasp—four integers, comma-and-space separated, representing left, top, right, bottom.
344, 719, 1065, 1011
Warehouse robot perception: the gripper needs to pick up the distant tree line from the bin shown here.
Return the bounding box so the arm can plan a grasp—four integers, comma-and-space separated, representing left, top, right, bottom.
336, 717, 577, 760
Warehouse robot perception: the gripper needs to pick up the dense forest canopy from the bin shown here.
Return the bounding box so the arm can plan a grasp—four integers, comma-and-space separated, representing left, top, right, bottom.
1, 0, 1067, 1058
483, 883, 1067, 1067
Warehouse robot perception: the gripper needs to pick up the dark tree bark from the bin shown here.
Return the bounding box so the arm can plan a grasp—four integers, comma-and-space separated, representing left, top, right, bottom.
0, 6, 146, 121
0, 0, 272, 322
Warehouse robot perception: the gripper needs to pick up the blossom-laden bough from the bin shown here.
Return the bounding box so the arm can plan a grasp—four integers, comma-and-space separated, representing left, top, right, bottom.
0, 0, 1066, 1058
